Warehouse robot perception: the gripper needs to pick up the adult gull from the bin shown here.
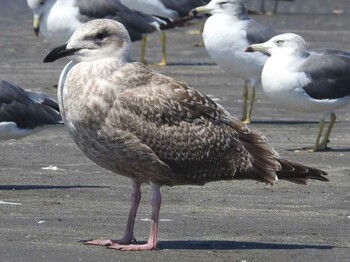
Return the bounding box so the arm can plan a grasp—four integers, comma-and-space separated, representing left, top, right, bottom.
0, 80, 62, 140
43, 19, 328, 251
120, 0, 209, 65
190, 0, 277, 124
26, 0, 190, 63
246, 33, 350, 151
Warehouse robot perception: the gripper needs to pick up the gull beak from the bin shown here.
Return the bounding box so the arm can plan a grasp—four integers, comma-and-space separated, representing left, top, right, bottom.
43, 43, 79, 63
245, 43, 268, 53
33, 16, 41, 37
189, 5, 212, 16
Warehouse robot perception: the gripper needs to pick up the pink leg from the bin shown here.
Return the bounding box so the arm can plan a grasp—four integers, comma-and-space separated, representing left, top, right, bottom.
84, 181, 141, 246
108, 183, 162, 251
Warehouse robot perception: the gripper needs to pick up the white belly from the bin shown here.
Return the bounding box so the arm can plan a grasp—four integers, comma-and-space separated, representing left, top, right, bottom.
41, 0, 81, 45
202, 15, 267, 85
262, 59, 350, 113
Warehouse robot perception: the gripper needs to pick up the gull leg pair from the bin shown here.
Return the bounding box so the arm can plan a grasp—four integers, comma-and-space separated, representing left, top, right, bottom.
241, 84, 256, 125
314, 113, 336, 151
84, 182, 162, 251
84, 181, 141, 246
140, 33, 167, 66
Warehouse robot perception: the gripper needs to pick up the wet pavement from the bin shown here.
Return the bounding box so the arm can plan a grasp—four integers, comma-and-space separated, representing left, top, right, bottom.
0, 1, 349, 261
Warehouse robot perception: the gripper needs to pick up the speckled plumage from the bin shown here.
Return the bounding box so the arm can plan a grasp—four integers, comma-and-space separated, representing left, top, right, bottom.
44, 19, 328, 251
60, 59, 304, 186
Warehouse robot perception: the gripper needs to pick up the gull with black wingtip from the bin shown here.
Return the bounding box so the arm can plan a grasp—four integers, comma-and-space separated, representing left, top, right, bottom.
246, 33, 350, 151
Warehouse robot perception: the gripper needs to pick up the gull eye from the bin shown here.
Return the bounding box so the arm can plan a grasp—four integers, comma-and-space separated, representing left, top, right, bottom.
96, 31, 108, 40
39, 0, 45, 5
276, 40, 284, 45
219, 1, 228, 5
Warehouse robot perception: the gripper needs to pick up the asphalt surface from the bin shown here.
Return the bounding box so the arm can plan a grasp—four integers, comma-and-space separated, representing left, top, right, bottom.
0, 1, 349, 261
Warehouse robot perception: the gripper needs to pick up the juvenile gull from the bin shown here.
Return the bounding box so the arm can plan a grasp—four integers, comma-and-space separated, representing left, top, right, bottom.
0, 80, 62, 140
26, 0, 190, 62
246, 33, 350, 151
43, 19, 328, 251
190, 0, 277, 124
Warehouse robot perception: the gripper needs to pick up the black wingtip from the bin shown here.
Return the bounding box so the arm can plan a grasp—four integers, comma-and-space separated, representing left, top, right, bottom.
158, 16, 195, 30
189, 8, 197, 17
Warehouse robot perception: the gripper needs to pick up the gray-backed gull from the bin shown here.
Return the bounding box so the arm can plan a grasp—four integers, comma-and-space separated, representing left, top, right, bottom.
246, 33, 350, 151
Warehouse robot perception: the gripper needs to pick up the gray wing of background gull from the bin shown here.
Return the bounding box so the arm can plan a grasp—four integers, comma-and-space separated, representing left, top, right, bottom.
0, 80, 62, 132
76, 0, 175, 41
298, 51, 350, 100
160, 0, 211, 17
244, 19, 277, 45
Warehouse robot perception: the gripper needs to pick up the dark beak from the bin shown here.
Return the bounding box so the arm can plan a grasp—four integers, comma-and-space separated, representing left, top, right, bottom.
43, 44, 79, 63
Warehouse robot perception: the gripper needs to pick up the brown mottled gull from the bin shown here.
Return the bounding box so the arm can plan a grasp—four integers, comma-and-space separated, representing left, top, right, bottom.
43, 19, 329, 251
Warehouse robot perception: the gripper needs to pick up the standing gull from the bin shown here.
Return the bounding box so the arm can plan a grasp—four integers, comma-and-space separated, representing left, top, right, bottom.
26, 0, 190, 63
43, 19, 328, 251
246, 33, 350, 151
119, 0, 178, 66
120, 0, 209, 65
190, 0, 277, 124
0, 80, 62, 140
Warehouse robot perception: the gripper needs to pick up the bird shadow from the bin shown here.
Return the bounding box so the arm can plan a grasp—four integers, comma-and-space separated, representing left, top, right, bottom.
251, 120, 319, 125
287, 147, 350, 153
157, 240, 334, 250
156, 62, 217, 67
0, 185, 107, 191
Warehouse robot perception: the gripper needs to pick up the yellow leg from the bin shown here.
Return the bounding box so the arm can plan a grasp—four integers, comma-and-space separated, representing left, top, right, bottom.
241, 84, 248, 123
313, 117, 325, 151
319, 113, 336, 150
157, 32, 167, 66
140, 34, 147, 64
243, 87, 256, 125
192, 22, 205, 47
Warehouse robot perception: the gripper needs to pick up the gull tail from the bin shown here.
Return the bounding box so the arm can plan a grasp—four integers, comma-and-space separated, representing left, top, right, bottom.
276, 159, 329, 185
228, 117, 329, 185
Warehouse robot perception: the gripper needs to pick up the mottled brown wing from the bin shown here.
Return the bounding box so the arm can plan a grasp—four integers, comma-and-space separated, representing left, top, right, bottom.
114, 64, 328, 186
116, 67, 253, 185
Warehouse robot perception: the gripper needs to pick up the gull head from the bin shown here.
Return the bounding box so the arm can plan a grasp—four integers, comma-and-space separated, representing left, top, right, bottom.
43, 19, 132, 64
190, 0, 247, 17
245, 33, 308, 56
27, 0, 47, 36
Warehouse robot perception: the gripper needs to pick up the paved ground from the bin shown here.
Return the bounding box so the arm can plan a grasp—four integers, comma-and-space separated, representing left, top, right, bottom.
0, 1, 349, 261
